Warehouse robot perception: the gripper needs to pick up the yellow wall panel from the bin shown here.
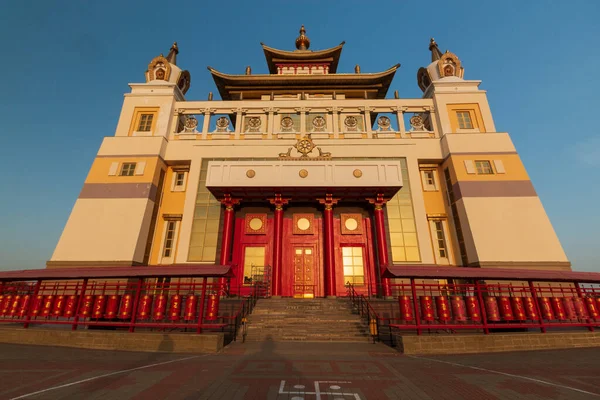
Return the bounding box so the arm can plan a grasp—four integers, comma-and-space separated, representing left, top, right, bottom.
85, 157, 162, 184
447, 154, 530, 183
446, 103, 486, 133
149, 168, 187, 265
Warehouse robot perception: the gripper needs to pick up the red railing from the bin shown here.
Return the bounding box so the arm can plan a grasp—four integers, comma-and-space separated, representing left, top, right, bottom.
0, 272, 259, 342
348, 279, 600, 343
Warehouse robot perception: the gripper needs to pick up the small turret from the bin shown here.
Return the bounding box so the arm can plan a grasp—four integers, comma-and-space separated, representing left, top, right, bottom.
417, 38, 464, 93
145, 42, 191, 95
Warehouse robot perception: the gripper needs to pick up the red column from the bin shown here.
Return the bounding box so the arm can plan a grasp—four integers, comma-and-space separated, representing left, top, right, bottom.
269, 194, 290, 297
219, 194, 241, 294
318, 194, 340, 297
368, 194, 391, 297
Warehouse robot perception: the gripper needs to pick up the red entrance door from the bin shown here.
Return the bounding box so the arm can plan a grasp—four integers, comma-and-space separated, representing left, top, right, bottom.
293, 246, 315, 298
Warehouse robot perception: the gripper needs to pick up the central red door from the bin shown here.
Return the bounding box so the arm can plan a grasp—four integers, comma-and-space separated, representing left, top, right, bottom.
293, 246, 315, 298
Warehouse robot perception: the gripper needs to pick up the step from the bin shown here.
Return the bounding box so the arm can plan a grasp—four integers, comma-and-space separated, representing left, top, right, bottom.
240, 298, 368, 342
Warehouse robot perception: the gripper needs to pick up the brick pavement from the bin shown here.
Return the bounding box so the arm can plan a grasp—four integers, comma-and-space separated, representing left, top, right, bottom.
0, 340, 599, 399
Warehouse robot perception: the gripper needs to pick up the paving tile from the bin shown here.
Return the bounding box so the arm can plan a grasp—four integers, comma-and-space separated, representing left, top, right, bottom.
0, 341, 599, 399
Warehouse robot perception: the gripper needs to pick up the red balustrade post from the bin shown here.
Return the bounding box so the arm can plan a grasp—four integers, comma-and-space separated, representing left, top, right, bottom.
367, 194, 391, 297
318, 194, 340, 297
197, 278, 208, 334
529, 281, 546, 333
71, 279, 88, 331
219, 194, 241, 295
410, 278, 421, 335
268, 194, 290, 297
23, 279, 42, 329
575, 282, 594, 332
475, 281, 489, 334
129, 278, 143, 333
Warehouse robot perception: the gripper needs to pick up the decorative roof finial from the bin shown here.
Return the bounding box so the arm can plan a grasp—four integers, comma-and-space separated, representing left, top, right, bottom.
429, 38, 443, 62
295, 25, 310, 50
166, 42, 179, 65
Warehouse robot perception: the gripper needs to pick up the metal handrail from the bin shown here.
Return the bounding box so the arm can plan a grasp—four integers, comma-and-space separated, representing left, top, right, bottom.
347, 283, 381, 343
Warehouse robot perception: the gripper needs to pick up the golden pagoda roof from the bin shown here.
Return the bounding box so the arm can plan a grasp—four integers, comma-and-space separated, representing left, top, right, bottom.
207, 64, 400, 100
260, 42, 346, 74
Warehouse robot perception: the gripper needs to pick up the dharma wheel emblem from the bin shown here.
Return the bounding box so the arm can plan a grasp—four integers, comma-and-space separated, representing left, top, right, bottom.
279, 134, 331, 159
183, 116, 198, 132
377, 116, 391, 131
294, 137, 316, 156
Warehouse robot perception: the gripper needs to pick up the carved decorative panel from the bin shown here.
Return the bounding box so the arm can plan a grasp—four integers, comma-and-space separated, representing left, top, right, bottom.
245, 214, 267, 234
341, 213, 362, 235
293, 213, 315, 235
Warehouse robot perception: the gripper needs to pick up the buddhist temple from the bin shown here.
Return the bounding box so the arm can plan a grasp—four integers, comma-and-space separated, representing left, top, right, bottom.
48, 27, 570, 299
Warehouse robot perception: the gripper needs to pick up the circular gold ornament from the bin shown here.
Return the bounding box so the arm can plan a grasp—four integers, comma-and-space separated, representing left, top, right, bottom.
249, 218, 263, 231
377, 116, 391, 130
297, 218, 310, 231
184, 116, 198, 131
299, 169, 308, 178
247, 116, 262, 129
312, 116, 326, 130
246, 169, 256, 178
345, 218, 358, 231
344, 115, 358, 128
216, 117, 230, 129
280, 116, 294, 129
353, 169, 363, 178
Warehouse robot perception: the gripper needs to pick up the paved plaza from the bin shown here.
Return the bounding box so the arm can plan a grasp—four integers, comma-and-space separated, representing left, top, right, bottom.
0, 339, 599, 399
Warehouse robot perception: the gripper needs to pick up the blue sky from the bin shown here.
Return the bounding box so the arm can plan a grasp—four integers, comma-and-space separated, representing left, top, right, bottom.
0, 1, 598, 272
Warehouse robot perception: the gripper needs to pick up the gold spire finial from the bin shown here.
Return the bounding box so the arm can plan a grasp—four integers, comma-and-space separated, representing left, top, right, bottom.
166, 42, 179, 65
295, 25, 310, 50
429, 38, 443, 62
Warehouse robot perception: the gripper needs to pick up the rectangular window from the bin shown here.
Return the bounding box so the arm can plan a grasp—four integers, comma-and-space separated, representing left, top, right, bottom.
475, 160, 494, 175
163, 221, 176, 258
138, 114, 154, 131
175, 172, 185, 186
434, 221, 448, 259
243, 247, 266, 285
342, 246, 365, 285
119, 162, 136, 176
456, 111, 473, 129
444, 167, 468, 265
421, 169, 438, 191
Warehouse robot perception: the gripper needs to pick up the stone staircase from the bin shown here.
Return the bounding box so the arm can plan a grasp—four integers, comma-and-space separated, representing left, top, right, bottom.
244, 298, 370, 342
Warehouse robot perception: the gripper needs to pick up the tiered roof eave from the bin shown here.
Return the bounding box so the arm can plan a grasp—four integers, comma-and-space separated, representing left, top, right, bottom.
261, 42, 346, 74
207, 63, 401, 100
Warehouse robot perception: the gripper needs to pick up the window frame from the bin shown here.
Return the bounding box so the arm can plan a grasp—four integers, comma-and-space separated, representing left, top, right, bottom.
162, 221, 177, 258
159, 218, 180, 265
129, 107, 159, 136
428, 217, 453, 265
119, 162, 137, 177
242, 246, 266, 286
474, 160, 494, 175
420, 168, 439, 191
137, 114, 154, 132
171, 170, 188, 192
341, 245, 366, 286
456, 111, 473, 130
447, 104, 485, 133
